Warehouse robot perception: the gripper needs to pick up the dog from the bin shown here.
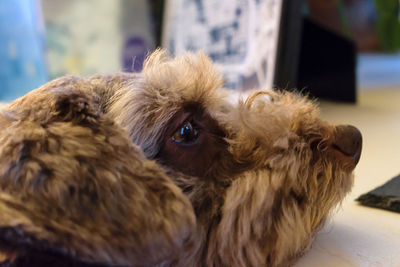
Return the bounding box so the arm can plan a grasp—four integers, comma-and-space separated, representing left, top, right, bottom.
0, 50, 362, 266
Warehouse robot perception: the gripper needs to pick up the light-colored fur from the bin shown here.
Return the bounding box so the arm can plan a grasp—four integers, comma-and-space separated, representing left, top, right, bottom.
0, 50, 359, 266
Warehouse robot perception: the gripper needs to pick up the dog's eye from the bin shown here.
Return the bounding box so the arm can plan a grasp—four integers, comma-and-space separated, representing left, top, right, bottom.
172, 121, 199, 145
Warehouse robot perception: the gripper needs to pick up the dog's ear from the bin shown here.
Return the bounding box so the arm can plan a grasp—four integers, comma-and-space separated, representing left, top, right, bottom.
0, 87, 197, 266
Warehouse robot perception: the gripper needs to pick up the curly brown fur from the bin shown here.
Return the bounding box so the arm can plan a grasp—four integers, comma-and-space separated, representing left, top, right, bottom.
0, 79, 196, 266
0, 50, 361, 267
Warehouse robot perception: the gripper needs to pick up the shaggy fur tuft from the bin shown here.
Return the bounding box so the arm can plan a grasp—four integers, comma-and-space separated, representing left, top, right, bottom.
0, 50, 361, 267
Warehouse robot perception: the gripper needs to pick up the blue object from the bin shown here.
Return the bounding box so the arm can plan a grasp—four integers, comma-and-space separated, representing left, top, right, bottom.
0, 0, 47, 101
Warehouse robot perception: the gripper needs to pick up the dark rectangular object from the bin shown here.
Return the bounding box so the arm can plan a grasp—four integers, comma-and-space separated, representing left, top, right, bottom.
273, 0, 304, 90
357, 174, 400, 213
296, 18, 357, 103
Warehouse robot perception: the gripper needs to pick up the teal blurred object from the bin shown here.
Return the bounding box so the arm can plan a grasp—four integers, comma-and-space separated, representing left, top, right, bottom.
0, 0, 47, 101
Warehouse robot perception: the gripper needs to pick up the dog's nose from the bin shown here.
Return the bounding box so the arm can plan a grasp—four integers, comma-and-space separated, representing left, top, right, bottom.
333, 125, 362, 165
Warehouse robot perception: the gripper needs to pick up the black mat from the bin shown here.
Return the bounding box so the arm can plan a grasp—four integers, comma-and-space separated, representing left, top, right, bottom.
356, 174, 400, 213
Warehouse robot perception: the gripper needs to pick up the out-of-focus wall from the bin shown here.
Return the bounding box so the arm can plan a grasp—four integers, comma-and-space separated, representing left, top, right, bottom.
307, 0, 400, 53
42, 0, 155, 79
0, 0, 158, 101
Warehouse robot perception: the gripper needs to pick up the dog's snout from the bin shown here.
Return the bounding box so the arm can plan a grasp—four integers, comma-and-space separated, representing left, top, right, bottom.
333, 125, 362, 165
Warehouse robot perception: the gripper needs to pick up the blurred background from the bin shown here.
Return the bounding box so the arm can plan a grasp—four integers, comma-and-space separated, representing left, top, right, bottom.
0, 0, 399, 101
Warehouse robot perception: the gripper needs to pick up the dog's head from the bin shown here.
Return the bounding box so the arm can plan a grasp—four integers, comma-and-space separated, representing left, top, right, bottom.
109, 50, 362, 266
